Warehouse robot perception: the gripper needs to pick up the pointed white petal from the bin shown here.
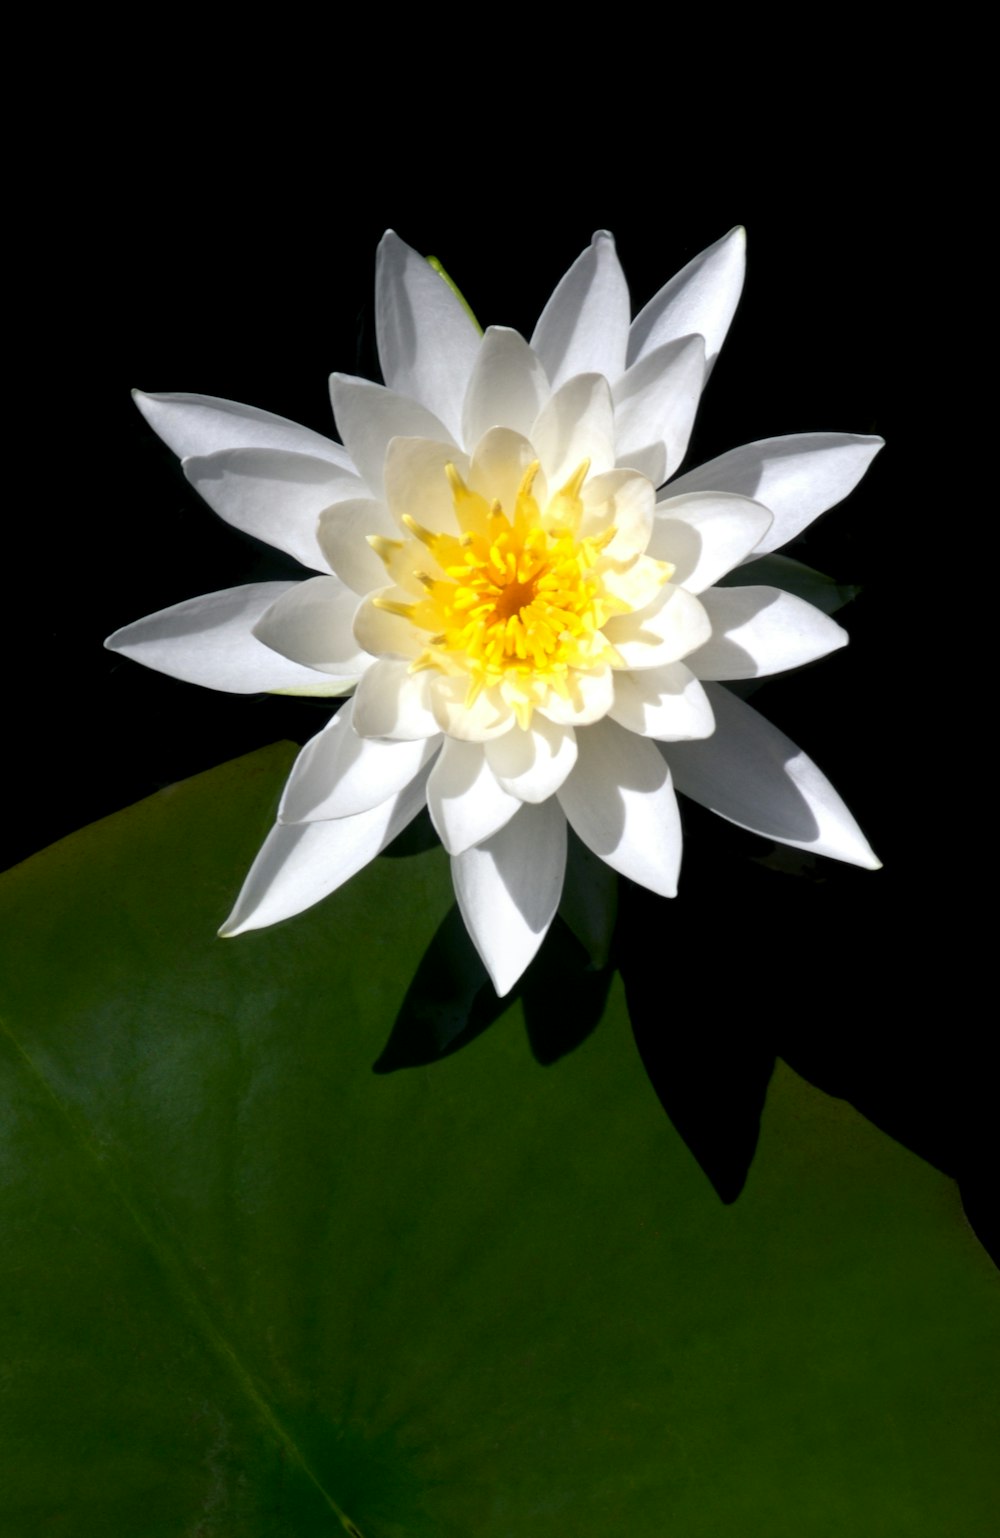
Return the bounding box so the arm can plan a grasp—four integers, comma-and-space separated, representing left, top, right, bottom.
352, 592, 425, 660
485, 717, 578, 802
428, 675, 516, 741
665, 434, 884, 554
279, 697, 440, 822
252, 576, 367, 675
134, 390, 352, 467
557, 717, 681, 897
184, 449, 363, 573
579, 469, 655, 561
328, 374, 455, 497
627, 226, 746, 373
427, 739, 521, 854
612, 335, 707, 485
106, 583, 348, 695
461, 326, 551, 447
317, 497, 400, 594
375, 231, 482, 441
468, 428, 545, 515
608, 663, 715, 741
649, 492, 773, 592
452, 800, 567, 995
535, 668, 615, 726
603, 583, 712, 668
664, 683, 880, 867
530, 231, 630, 389
383, 436, 470, 535
531, 374, 615, 487
219, 766, 431, 936
351, 660, 441, 739
689, 588, 848, 679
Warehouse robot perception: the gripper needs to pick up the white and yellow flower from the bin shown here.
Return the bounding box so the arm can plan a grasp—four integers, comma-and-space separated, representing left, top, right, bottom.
109, 229, 880, 993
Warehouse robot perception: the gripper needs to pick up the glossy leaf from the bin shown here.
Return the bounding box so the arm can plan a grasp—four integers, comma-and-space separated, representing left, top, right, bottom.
1, 746, 997, 1535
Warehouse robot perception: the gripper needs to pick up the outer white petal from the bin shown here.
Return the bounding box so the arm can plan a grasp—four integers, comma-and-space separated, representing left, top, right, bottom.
375, 231, 482, 442
530, 231, 630, 389
557, 717, 681, 898
461, 326, 551, 448
627, 226, 746, 374
603, 583, 712, 669
329, 374, 456, 497
649, 492, 773, 592
427, 739, 521, 855
219, 766, 431, 936
134, 390, 352, 468
452, 800, 568, 996
665, 434, 884, 554
279, 697, 440, 822
608, 664, 715, 741
688, 588, 848, 680
531, 374, 615, 487
105, 584, 349, 696
485, 717, 578, 802
352, 660, 441, 740
252, 576, 368, 675
612, 336, 707, 485
317, 497, 400, 594
664, 683, 880, 868
184, 449, 364, 573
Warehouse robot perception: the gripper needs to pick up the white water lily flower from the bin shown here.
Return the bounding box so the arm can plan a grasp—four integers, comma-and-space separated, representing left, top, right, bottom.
109, 229, 881, 995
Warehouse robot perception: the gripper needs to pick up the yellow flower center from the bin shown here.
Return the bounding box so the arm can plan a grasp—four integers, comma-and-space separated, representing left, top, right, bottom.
368, 457, 671, 729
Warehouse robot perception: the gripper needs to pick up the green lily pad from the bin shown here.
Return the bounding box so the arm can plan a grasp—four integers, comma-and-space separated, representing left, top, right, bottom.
1, 747, 997, 1536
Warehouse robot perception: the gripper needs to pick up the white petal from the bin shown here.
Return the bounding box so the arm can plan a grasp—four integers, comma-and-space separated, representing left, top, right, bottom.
134, 390, 352, 467
428, 675, 515, 742
219, 766, 431, 936
535, 668, 615, 727
375, 231, 482, 441
184, 449, 364, 573
485, 717, 578, 802
427, 739, 521, 855
317, 497, 400, 594
452, 800, 567, 995
105, 583, 348, 695
608, 663, 715, 741
253, 576, 367, 675
604, 583, 712, 668
469, 428, 546, 516
580, 469, 655, 561
352, 660, 441, 740
461, 326, 551, 447
665, 434, 884, 554
627, 226, 746, 374
530, 231, 630, 389
383, 436, 470, 535
649, 492, 773, 592
328, 374, 456, 497
531, 374, 615, 487
612, 336, 707, 485
279, 697, 440, 822
689, 588, 848, 679
664, 683, 880, 868
557, 717, 681, 897
352, 592, 425, 660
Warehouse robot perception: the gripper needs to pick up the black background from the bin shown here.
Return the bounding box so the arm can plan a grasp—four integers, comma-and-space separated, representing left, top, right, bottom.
13, 124, 992, 1264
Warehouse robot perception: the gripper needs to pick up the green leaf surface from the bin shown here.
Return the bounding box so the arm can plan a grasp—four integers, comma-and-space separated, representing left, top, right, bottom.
1, 747, 997, 1536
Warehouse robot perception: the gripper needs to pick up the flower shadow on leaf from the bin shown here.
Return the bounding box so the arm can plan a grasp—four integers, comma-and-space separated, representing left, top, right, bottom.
373, 907, 612, 1074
